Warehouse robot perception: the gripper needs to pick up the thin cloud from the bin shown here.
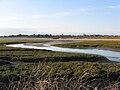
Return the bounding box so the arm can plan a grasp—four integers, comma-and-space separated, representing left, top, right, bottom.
27, 15, 49, 19
72, 8, 88, 12
55, 12, 72, 16
0, 8, 88, 20
0, 16, 21, 20
28, 12, 72, 19
27, 8, 87, 19
108, 5, 120, 9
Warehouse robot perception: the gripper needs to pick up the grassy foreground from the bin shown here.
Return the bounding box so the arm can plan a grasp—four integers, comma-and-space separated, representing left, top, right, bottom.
0, 62, 120, 89
1, 62, 120, 76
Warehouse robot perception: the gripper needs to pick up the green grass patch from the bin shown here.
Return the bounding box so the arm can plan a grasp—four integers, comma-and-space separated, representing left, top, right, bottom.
55, 41, 120, 51
0, 62, 120, 76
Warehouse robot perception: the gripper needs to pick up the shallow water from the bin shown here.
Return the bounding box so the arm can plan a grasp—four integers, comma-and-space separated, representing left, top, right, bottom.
7, 43, 120, 62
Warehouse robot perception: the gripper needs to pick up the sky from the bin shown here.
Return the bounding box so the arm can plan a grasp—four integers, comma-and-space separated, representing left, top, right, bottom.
0, 0, 120, 35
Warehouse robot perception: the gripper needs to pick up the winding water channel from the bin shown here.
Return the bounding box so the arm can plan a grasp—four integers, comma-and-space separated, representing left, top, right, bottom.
7, 42, 120, 62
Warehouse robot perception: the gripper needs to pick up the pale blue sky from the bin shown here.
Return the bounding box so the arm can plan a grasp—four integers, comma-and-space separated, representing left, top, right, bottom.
0, 0, 120, 35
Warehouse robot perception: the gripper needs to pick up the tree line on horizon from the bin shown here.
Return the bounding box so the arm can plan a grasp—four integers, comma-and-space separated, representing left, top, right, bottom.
0, 34, 120, 38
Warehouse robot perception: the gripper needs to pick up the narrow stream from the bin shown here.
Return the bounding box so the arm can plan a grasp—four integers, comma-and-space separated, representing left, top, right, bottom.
7, 43, 120, 62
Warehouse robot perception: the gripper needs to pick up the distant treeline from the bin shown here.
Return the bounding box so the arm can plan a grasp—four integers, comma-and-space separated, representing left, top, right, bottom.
1, 34, 120, 39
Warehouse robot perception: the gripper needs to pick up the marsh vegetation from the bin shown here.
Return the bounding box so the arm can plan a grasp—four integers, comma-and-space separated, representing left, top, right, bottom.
55, 40, 120, 51
0, 62, 120, 90
0, 38, 120, 90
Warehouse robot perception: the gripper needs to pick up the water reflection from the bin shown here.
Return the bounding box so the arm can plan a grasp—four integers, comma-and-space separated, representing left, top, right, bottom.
7, 43, 120, 62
